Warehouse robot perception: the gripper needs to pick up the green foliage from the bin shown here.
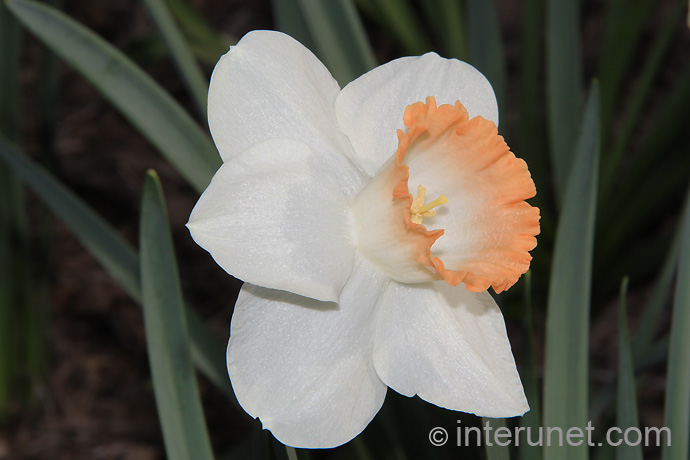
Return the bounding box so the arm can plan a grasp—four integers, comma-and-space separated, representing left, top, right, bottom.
141, 0, 209, 114
482, 417, 509, 460
518, 272, 541, 460
0, 0, 43, 418
466, 0, 506, 127
365, 0, 431, 56
418, 0, 467, 60
543, 84, 600, 460
0, 138, 233, 400
140, 171, 215, 460
275, 0, 376, 86
8, 0, 220, 193
616, 278, 643, 460
546, 0, 583, 200
662, 186, 690, 460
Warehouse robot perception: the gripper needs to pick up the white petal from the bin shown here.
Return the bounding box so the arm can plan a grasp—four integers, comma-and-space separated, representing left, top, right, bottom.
373, 281, 528, 417
208, 30, 363, 196
335, 53, 498, 176
187, 138, 356, 302
227, 261, 389, 448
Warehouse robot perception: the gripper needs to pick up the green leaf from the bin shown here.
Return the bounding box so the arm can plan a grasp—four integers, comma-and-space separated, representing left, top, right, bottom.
141, 0, 209, 115
546, 0, 583, 201
285, 446, 299, 460
7, 0, 220, 193
634, 336, 668, 372
0, 0, 25, 416
5, 0, 56, 395
543, 83, 600, 460
483, 418, 510, 460
185, 311, 234, 401
140, 170, 215, 460
0, 0, 21, 143
592, 443, 615, 460
418, 0, 467, 60
662, 184, 690, 460
0, 137, 233, 400
127, 3, 231, 68
167, 0, 233, 60
590, 334, 670, 424
465, 0, 506, 128
598, 149, 690, 270
519, 272, 541, 460
600, 0, 685, 198
632, 231, 681, 359
36, 0, 62, 170
517, 0, 549, 214
616, 277, 643, 460
609, 60, 690, 213
0, 136, 139, 297
294, 0, 376, 86
369, 0, 432, 56
351, 437, 375, 460
598, 0, 655, 138
272, 0, 317, 55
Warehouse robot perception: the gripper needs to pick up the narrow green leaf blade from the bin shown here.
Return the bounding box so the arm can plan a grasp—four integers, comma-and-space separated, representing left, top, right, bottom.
7, 0, 220, 193
185, 310, 233, 400
543, 84, 600, 460
0, 138, 232, 399
483, 418, 510, 460
141, 0, 209, 114
168, 0, 232, 63
600, 0, 685, 197
519, 272, 542, 460
272, 0, 317, 54
517, 0, 549, 211
0, 0, 21, 143
598, 0, 654, 138
370, 0, 432, 56
140, 170, 215, 460
546, 0, 583, 200
632, 231, 681, 359
0, 0, 25, 416
0, 135, 140, 298
295, 0, 376, 86
616, 277, 643, 460
662, 184, 690, 460
466, 0, 506, 127
36, 0, 62, 170
634, 335, 668, 371
285, 446, 299, 460
598, 151, 690, 270
609, 61, 690, 212
596, 58, 690, 269
419, 0, 467, 59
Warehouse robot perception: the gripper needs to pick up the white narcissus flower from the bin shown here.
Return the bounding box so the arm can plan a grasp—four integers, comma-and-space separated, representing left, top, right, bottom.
187, 30, 540, 449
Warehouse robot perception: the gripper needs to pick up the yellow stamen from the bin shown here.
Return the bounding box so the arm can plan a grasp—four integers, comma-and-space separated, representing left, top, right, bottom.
410, 185, 448, 224
416, 195, 449, 214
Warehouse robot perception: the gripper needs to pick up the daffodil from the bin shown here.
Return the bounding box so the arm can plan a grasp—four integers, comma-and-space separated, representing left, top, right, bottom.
187, 30, 540, 449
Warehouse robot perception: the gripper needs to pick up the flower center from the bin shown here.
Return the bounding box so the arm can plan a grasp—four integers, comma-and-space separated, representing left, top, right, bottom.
351, 96, 540, 292
409, 185, 448, 225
